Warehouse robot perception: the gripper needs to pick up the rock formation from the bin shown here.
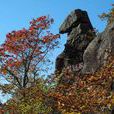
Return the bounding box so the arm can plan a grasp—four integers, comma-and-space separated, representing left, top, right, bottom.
56, 9, 114, 75
82, 22, 114, 74
55, 9, 114, 114
56, 9, 95, 73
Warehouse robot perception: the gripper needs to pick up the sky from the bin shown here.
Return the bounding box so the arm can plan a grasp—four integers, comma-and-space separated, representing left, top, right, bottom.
0, 0, 113, 102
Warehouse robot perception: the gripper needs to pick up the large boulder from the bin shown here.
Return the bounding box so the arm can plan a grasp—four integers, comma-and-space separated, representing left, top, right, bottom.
59, 9, 93, 34
56, 9, 95, 73
82, 22, 114, 74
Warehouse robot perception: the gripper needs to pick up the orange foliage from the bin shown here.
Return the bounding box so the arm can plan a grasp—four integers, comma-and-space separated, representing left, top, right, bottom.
0, 16, 60, 89
49, 56, 114, 113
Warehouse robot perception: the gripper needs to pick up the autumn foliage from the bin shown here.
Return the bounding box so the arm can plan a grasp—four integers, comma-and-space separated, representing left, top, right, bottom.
49, 56, 114, 114
0, 9, 114, 114
99, 4, 114, 23
0, 16, 60, 89
5, 55, 114, 114
0, 16, 60, 113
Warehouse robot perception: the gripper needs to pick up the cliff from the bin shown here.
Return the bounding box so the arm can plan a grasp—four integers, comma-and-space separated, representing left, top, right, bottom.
55, 9, 114, 114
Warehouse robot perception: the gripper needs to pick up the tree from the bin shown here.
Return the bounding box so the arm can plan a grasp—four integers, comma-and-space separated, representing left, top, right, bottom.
5, 78, 53, 114
0, 16, 60, 113
0, 16, 60, 92
99, 4, 114, 23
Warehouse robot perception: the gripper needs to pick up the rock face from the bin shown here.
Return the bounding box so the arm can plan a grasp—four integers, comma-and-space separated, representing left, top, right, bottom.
82, 22, 114, 74
55, 9, 114, 114
56, 9, 114, 75
59, 9, 93, 34
56, 9, 95, 73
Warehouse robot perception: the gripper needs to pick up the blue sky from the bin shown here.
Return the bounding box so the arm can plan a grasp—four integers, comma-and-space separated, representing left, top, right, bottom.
0, 0, 113, 43
0, 0, 113, 58
0, 0, 113, 102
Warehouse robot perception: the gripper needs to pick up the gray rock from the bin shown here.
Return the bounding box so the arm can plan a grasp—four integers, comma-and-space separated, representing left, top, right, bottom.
55, 9, 95, 73
82, 22, 114, 74
59, 9, 93, 34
